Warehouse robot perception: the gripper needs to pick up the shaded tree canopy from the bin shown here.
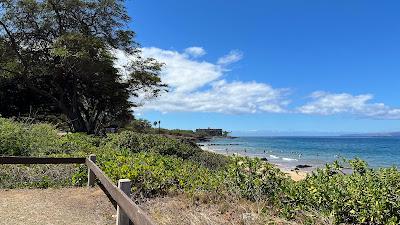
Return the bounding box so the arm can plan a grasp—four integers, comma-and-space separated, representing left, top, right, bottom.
0, 0, 167, 134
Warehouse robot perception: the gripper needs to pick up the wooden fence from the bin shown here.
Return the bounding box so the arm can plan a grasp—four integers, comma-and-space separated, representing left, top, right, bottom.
0, 154, 156, 225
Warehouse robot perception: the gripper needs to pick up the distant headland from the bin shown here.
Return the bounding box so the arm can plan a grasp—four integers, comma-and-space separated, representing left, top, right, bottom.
341, 132, 400, 137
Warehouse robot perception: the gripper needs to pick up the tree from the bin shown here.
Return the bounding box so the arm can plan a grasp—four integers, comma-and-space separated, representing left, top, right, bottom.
126, 118, 152, 133
153, 120, 160, 134
0, 0, 167, 134
222, 130, 231, 137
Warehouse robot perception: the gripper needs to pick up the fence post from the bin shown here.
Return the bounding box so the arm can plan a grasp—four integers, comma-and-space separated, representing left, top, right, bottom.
87, 154, 96, 187
117, 179, 131, 225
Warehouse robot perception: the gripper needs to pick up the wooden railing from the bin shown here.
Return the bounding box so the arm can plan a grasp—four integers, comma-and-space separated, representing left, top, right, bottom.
0, 156, 86, 164
0, 154, 156, 225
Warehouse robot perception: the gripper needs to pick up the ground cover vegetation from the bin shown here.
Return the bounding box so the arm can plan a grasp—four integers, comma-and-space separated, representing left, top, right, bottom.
1, 118, 399, 225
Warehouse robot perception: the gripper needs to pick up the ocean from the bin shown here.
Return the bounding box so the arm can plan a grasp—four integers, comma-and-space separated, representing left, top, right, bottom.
199, 136, 400, 170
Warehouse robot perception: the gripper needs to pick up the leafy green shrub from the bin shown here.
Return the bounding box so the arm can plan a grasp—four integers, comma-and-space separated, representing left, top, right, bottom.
0, 118, 30, 156
224, 156, 290, 202
97, 150, 223, 198
102, 131, 229, 169
103, 131, 199, 158
26, 123, 63, 155
189, 150, 229, 170
71, 164, 89, 186
288, 159, 400, 224
60, 133, 100, 155
0, 118, 62, 156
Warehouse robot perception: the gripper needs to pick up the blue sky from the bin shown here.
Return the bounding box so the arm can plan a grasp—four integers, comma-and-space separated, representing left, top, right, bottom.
121, 0, 400, 135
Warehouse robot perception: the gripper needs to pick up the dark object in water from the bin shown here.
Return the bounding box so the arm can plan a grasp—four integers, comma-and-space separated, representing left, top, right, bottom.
328, 170, 338, 176
260, 157, 268, 162
209, 143, 240, 146
295, 164, 312, 169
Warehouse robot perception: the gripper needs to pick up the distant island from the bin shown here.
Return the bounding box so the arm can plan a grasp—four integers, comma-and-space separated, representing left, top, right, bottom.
341, 132, 400, 137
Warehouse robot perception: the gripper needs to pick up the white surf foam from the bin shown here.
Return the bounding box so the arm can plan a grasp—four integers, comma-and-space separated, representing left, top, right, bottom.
269, 155, 279, 159
282, 157, 298, 161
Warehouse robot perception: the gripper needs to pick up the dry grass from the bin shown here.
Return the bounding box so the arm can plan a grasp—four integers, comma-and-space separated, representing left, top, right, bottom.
139, 194, 305, 225
0, 164, 81, 189
0, 187, 115, 225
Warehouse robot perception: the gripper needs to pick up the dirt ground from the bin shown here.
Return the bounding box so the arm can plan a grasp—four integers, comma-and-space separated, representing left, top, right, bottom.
0, 187, 116, 225
0, 188, 322, 225
0, 187, 276, 225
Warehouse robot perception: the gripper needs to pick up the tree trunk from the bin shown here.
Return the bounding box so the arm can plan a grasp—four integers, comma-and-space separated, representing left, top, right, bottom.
68, 111, 88, 133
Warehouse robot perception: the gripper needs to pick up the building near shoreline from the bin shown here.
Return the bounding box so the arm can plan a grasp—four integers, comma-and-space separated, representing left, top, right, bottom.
195, 128, 223, 136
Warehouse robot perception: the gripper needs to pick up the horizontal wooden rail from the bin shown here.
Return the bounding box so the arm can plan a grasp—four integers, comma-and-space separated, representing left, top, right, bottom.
0, 156, 86, 164
86, 158, 155, 225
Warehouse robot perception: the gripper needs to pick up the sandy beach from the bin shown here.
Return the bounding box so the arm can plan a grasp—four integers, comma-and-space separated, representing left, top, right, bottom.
199, 145, 308, 181
280, 168, 308, 181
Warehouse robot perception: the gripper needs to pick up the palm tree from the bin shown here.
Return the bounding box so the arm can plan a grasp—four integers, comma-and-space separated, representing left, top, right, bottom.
153, 121, 161, 134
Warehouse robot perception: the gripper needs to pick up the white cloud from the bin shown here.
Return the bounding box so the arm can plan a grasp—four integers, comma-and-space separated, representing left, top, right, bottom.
184, 47, 206, 57
114, 47, 400, 120
298, 91, 400, 119
118, 47, 289, 114
142, 80, 289, 114
141, 47, 222, 93
217, 50, 243, 65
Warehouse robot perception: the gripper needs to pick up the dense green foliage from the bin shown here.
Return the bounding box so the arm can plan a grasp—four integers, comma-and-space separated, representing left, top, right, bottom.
0, 0, 166, 134
97, 151, 223, 198
103, 130, 228, 169
104, 131, 199, 159
289, 160, 400, 224
1, 118, 400, 224
0, 118, 62, 156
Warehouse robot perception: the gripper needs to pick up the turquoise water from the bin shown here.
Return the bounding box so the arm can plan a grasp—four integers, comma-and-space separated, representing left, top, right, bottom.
200, 137, 400, 170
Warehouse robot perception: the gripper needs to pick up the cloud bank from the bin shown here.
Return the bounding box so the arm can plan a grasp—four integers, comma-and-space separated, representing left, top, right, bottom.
114, 46, 400, 120
138, 47, 289, 114
298, 92, 400, 119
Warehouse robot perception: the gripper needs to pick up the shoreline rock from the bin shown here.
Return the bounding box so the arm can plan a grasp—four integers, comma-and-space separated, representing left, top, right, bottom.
295, 164, 312, 169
